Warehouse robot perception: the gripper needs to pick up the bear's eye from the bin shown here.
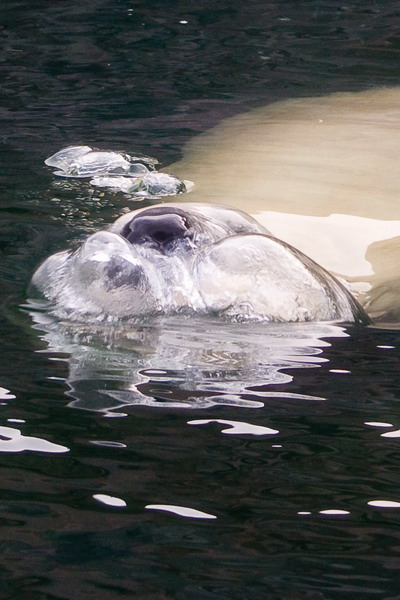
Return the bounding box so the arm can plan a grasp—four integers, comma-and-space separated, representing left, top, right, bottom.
122, 208, 192, 252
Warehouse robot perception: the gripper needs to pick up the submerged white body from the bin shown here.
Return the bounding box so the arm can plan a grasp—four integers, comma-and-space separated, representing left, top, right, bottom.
168, 87, 400, 322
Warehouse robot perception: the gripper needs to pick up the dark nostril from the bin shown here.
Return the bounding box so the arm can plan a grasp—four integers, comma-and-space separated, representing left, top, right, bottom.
121, 208, 192, 251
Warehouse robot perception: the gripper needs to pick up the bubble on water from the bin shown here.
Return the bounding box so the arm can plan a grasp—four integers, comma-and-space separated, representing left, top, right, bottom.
194, 233, 361, 324
90, 176, 143, 193
63, 150, 133, 178
140, 172, 187, 196
45, 145, 92, 169
44, 146, 187, 198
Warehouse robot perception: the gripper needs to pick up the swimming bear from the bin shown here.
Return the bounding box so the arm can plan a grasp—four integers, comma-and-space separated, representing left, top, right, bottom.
29, 203, 368, 324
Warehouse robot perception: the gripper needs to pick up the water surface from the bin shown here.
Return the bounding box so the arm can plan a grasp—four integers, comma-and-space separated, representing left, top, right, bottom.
1, 1, 400, 599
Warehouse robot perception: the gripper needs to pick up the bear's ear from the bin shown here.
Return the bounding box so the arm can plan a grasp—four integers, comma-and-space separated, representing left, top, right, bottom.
121, 207, 192, 252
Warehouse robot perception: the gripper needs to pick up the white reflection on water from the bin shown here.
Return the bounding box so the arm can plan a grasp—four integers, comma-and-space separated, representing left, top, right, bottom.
187, 419, 279, 436
145, 504, 217, 519
29, 312, 348, 414
319, 509, 350, 516
381, 429, 400, 438
368, 500, 400, 508
297, 509, 351, 516
377, 345, 395, 349
90, 440, 127, 448
0, 386, 16, 400
93, 494, 127, 508
169, 87, 400, 324
0, 425, 69, 453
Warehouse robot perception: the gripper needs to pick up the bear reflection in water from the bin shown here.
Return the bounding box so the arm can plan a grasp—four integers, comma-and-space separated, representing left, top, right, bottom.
29, 203, 368, 324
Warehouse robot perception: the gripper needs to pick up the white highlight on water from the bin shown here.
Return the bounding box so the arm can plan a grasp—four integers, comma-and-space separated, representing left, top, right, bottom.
368, 500, 400, 508
93, 494, 127, 507
0, 425, 69, 453
319, 509, 350, 515
377, 345, 395, 349
145, 504, 217, 519
90, 440, 127, 448
381, 429, 400, 438
187, 419, 279, 436
0, 387, 16, 400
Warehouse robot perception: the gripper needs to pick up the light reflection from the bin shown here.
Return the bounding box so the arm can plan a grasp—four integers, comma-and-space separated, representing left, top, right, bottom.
377, 345, 395, 349
29, 314, 342, 414
145, 504, 217, 519
368, 500, 400, 508
93, 494, 127, 507
0, 386, 16, 400
381, 429, 400, 438
90, 440, 127, 448
0, 425, 69, 453
188, 419, 279, 436
104, 412, 128, 418
319, 509, 350, 515
364, 421, 393, 428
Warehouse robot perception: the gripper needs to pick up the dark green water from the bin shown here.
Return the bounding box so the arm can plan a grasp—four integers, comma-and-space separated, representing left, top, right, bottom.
1, 1, 400, 599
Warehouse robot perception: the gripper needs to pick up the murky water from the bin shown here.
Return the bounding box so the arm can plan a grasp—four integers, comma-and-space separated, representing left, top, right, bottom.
1, 1, 400, 599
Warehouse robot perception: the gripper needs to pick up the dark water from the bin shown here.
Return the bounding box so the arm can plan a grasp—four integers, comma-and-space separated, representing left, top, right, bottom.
1, 1, 400, 598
